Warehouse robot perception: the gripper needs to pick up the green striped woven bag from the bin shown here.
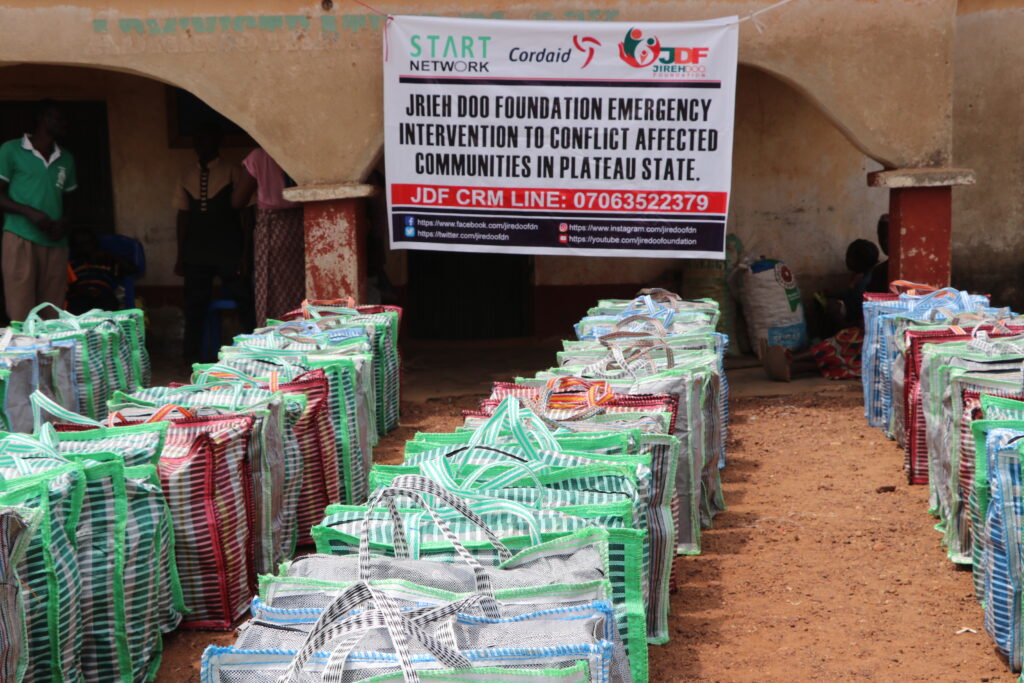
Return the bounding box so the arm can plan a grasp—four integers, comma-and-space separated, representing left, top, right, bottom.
0, 504, 41, 683
15, 308, 111, 420
539, 352, 725, 540
217, 346, 375, 504
109, 383, 303, 574
33, 392, 187, 677
370, 454, 677, 645
274, 305, 402, 435
75, 308, 151, 390
0, 435, 85, 683
229, 334, 379, 448
311, 476, 648, 682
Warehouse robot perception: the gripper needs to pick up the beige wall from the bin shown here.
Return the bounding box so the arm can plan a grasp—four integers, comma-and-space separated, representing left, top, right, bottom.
0, 64, 251, 289
952, 2, 1024, 307
0, 0, 959, 185
0, 2, 967, 309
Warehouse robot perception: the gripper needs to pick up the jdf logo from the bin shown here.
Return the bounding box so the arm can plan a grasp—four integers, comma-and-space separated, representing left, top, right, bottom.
618, 27, 711, 69
618, 28, 660, 68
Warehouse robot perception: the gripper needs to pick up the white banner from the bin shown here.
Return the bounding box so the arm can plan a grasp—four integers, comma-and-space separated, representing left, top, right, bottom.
384, 15, 738, 259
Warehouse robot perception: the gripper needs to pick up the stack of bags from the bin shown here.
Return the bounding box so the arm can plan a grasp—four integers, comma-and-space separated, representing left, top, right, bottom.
857, 282, 1024, 676
0, 422, 184, 682
209, 290, 728, 682
0, 298, 402, 681
0, 304, 150, 429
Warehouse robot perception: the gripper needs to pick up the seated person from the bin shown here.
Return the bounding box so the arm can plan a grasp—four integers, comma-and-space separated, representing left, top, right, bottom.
66, 229, 136, 313
867, 213, 890, 293
824, 238, 879, 330
763, 238, 878, 382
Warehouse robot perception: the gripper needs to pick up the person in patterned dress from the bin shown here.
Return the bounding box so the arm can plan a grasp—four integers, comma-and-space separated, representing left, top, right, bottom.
236, 147, 305, 325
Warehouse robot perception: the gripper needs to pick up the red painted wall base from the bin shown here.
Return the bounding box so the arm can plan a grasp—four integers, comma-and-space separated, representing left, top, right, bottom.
302, 198, 368, 301
888, 186, 952, 288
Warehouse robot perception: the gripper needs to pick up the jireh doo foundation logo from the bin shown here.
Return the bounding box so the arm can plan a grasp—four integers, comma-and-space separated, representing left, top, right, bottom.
618, 27, 712, 75
618, 28, 661, 68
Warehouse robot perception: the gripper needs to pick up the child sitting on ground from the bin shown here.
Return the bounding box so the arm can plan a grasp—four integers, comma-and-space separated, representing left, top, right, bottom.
762, 239, 879, 381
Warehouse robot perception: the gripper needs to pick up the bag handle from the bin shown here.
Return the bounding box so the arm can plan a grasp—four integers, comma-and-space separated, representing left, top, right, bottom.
636, 287, 682, 303
22, 303, 82, 334
889, 280, 939, 295
0, 433, 62, 475
365, 475, 517, 565
320, 596, 483, 683
529, 377, 613, 422
30, 390, 103, 432
968, 329, 1024, 357
465, 397, 559, 463
359, 476, 515, 601
458, 460, 548, 510
302, 298, 358, 319
613, 314, 668, 337
107, 403, 197, 425
419, 445, 546, 506
280, 581, 472, 683
543, 376, 612, 399
192, 365, 254, 385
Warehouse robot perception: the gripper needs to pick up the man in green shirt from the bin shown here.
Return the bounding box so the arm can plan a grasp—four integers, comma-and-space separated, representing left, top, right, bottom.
0, 100, 77, 321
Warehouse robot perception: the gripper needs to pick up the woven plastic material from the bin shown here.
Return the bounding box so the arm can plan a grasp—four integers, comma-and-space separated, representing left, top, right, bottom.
861, 289, 989, 428
234, 597, 627, 683
303, 476, 644, 682
278, 303, 403, 437
0, 443, 85, 683
902, 326, 1024, 484
0, 505, 39, 683
110, 412, 257, 629
44, 412, 187, 678
111, 384, 303, 573
387, 417, 676, 644
218, 344, 375, 505
193, 365, 340, 545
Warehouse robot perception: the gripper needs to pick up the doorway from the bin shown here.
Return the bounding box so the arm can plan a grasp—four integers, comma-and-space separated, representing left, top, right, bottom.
0, 101, 115, 321
406, 250, 534, 339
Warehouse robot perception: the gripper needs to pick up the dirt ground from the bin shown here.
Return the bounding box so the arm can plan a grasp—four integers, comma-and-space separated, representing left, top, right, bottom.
158, 383, 1012, 682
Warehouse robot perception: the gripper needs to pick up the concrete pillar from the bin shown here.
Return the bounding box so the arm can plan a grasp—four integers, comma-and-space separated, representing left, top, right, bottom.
282, 183, 377, 303
868, 168, 975, 288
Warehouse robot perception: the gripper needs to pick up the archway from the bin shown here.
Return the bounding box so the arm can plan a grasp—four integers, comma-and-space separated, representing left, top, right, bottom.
0, 62, 259, 354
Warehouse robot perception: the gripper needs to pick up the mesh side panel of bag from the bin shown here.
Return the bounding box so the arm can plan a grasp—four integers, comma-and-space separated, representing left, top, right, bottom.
201, 647, 601, 683
115, 386, 302, 573
144, 416, 256, 629
0, 463, 85, 683
0, 506, 38, 683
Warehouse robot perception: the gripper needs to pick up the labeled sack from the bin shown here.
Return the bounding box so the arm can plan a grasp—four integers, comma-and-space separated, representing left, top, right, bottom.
736, 257, 806, 355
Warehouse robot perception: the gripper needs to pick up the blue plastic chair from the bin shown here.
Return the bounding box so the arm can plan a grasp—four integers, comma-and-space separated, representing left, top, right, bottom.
96, 234, 145, 309
200, 297, 239, 362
